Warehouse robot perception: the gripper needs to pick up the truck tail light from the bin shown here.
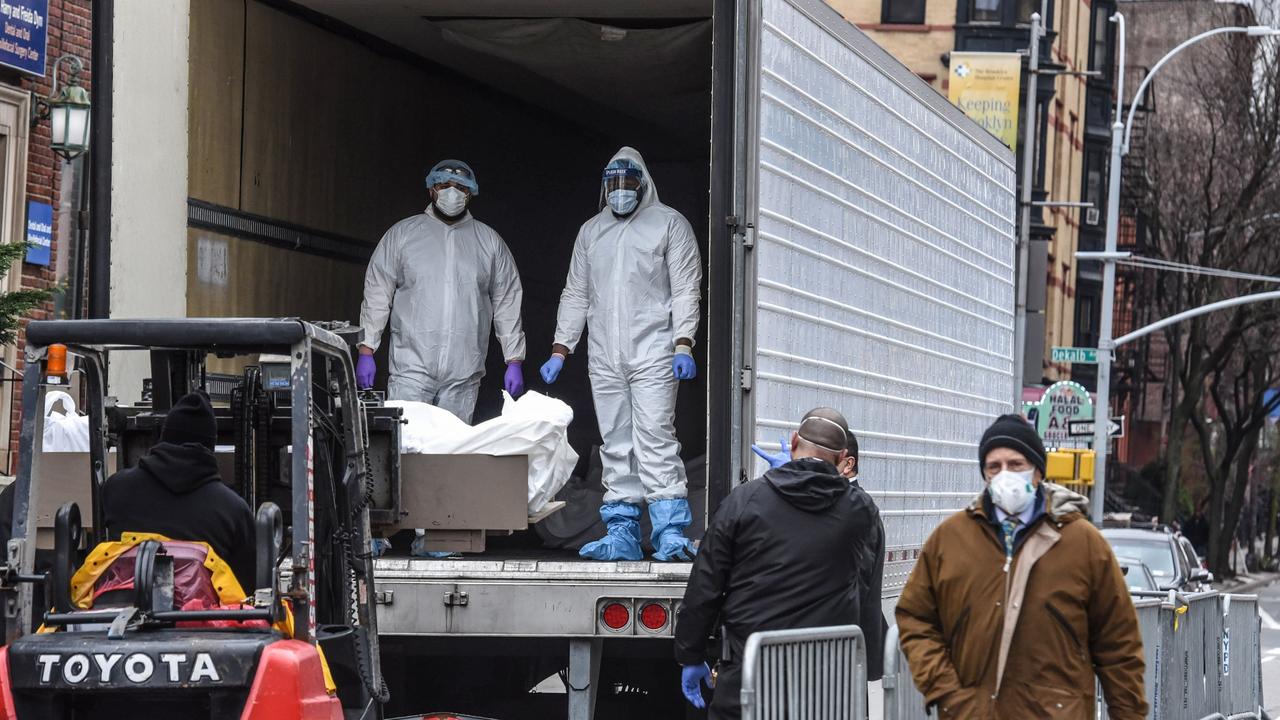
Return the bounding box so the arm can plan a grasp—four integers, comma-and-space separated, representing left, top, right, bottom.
639, 602, 669, 632
596, 598, 634, 634
601, 602, 630, 630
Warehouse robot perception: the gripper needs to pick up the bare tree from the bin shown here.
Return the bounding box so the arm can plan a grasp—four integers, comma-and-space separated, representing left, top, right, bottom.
1134, 2, 1280, 532
1190, 323, 1280, 575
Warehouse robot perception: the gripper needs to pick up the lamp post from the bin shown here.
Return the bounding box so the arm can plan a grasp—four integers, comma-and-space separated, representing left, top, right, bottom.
32, 54, 91, 162
1084, 19, 1280, 524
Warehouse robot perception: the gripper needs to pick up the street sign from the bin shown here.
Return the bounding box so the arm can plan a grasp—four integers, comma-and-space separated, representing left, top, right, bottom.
1067, 416, 1125, 438
1051, 346, 1099, 364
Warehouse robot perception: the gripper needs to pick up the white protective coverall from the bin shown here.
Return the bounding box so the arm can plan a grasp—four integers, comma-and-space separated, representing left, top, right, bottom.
360, 208, 525, 423
553, 147, 702, 505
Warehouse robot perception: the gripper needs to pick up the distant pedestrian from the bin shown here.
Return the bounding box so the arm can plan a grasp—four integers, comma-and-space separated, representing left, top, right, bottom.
840, 429, 888, 681
895, 414, 1147, 719
676, 408, 882, 718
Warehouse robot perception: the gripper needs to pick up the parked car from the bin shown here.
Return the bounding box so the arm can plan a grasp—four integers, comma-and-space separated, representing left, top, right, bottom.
1101, 528, 1213, 592
1114, 556, 1160, 593
1176, 535, 1214, 589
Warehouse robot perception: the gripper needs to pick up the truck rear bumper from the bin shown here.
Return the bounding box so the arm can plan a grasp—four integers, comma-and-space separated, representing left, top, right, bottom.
372, 558, 691, 638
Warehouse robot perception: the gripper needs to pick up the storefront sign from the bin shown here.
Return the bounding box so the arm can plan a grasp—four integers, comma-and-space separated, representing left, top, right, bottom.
0, 0, 48, 77
1033, 380, 1095, 446
25, 200, 51, 266
948, 52, 1022, 151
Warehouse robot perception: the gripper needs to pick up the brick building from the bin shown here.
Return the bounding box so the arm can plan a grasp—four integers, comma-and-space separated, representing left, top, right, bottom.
0, 0, 93, 473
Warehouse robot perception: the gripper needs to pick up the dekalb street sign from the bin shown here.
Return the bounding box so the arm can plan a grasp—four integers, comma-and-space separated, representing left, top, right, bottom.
1067, 416, 1125, 438
1051, 346, 1099, 364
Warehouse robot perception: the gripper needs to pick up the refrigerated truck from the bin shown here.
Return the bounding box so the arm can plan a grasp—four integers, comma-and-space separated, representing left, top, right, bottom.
94, 0, 1016, 715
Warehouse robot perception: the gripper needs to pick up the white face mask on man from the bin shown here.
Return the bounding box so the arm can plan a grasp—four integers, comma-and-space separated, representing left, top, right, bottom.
434, 186, 469, 217
988, 469, 1036, 515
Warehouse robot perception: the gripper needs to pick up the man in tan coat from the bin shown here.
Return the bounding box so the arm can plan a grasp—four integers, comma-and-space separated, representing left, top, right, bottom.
895, 414, 1148, 719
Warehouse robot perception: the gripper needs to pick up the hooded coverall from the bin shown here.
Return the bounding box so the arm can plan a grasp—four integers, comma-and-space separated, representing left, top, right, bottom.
360, 208, 525, 423
553, 147, 702, 506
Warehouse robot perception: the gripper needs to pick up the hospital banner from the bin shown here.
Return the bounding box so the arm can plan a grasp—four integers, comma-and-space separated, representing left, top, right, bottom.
948, 52, 1022, 151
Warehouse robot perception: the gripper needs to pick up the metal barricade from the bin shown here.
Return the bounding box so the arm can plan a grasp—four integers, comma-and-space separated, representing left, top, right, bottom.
1219, 594, 1264, 719
887, 591, 1265, 720
1155, 591, 1222, 719
740, 625, 867, 720
882, 624, 930, 720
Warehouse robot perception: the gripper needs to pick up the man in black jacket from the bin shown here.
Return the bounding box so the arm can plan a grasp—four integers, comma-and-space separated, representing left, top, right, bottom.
102, 392, 256, 591
675, 407, 881, 718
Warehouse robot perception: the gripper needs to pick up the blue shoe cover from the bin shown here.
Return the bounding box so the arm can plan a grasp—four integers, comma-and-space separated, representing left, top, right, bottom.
650, 499, 697, 562
579, 503, 644, 561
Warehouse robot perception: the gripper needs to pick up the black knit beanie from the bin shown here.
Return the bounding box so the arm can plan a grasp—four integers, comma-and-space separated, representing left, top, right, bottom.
160, 392, 217, 451
978, 413, 1046, 477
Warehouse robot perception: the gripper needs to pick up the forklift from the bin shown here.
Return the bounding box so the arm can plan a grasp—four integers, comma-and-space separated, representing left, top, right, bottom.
0, 318, 389, 719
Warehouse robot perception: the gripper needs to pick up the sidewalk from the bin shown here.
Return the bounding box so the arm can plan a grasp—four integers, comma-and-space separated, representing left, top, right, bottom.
1212, 570, 1278, 595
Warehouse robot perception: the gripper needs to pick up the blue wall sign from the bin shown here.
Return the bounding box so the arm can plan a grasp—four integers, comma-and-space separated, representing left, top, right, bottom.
0, 0, 48, 77
25, 200, 51, 266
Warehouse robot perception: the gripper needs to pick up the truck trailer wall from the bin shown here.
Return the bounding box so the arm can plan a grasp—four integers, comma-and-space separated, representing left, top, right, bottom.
745, 0, 1018, 592
187, 0, 714, 477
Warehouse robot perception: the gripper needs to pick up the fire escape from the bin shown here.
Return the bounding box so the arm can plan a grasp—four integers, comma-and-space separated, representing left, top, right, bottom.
1112, 92, 1164, 436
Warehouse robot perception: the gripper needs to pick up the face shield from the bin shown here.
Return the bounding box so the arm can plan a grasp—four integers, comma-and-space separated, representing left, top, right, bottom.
425, 160, 480, 196
602, 163, 645, 215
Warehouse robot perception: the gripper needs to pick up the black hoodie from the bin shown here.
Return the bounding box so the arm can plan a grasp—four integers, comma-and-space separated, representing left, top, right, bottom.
675, 458, 884, 677
102, 442, 256, 592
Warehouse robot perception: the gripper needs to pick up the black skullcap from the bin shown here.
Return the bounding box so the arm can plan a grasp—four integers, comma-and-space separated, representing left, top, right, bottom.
978, 414, 1046, 476
797, 407, 850, 453
160, 392, 218, 451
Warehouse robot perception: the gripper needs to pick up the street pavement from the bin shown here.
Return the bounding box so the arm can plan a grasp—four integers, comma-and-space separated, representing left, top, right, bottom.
1261, 580, 1280, 717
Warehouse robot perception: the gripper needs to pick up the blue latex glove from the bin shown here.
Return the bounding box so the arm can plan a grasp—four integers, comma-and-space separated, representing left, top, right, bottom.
673, 352, 697, 380
540, 355, 564, 384
356, 353, 376, 389
751, 435, 792, 469
504, 361, 525, 397
681, 663, 711, 709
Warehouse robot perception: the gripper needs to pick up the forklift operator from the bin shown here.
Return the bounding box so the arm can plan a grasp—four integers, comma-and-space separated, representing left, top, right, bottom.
101, 392, 256, 590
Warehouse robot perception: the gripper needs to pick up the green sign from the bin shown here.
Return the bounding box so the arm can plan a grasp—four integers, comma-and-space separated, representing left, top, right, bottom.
1031, 380, 1095, 445
1051, 346, 1099, 364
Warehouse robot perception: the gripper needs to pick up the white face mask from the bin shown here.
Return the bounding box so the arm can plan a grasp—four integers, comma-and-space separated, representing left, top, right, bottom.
988, 469, 1036, 515
435, 187, 468, 217
607, 189, 639, 215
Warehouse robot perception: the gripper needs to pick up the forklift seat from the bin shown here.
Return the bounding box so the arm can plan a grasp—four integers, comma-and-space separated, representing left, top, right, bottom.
69, 532, 248, 611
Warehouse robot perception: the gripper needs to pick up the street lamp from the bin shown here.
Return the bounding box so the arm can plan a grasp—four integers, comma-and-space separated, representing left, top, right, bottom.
1084, 19, 1280, 524
32, 55, 91, 162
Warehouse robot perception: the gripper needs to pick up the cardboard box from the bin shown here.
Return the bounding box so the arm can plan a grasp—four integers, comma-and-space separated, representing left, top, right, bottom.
33, 451, 117, 549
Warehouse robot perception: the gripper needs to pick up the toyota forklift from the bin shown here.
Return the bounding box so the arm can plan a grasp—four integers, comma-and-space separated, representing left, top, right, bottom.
0, 318, 389, 719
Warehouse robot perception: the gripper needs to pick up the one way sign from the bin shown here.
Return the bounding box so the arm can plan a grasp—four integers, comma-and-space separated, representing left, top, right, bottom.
1067, 416, 1125, 438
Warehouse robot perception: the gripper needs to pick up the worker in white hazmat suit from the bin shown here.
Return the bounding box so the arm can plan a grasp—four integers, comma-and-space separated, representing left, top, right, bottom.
540, 147, 702, 562
358, 159, 526, 423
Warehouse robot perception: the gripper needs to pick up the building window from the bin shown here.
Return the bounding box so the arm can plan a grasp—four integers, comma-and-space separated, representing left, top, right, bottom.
1083, 146, 1106, 227
882, 0, 927, 24
970, 0, 1002, 24
1090, 5, 1115, 76
1015, 0, 1038, 24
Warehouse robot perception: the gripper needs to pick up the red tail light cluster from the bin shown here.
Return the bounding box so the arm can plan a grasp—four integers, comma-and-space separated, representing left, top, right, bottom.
596, 598, 678, 635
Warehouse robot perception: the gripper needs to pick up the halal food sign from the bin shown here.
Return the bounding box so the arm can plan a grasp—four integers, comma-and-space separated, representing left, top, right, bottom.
1032, 381, 1095, 445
